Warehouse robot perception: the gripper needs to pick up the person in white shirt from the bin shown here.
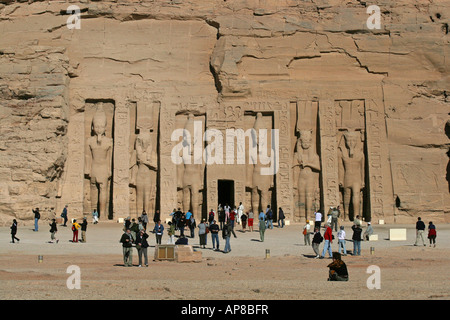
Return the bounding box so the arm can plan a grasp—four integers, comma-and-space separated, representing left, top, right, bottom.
237, 202, 244, 224
303, 220, 311, 245
337, 226, 347, 255
314, 211, 322, 230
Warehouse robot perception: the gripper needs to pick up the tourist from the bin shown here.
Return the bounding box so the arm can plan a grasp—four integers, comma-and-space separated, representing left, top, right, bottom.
141, 210, 149, 230
174, 208, 182, 230
363, 222, 373, 241
314, 210, 322, 230
120, 229, 134, 267
223, 221, 232, 253
248, 211, 254, 232
337, 226, 347, 255
327, 252, 349, 281
72, 219, 81, 243
61, 205, 68, 227
210, 220, 220, 251
326, 207, 333, 225
92, 209, 99, 224
130, 218, 139, 240
224, 204, 231, 220
320, 223, 333, 259
178, 213, 186, 237
331, 207, 340, 232
230, 208, 236, 229
136, 229, 149, 267
218, 206, 225, 230
303, 220, 311, 245
198, 219, 208, 248
10, 219, 20, 243
33, 207, 40, 231
237, 202, 244, 225
80, 217, 88, 243
428, 221, 437, 248
175, 235, 188, 245
414, 217, 426, 246
188, 214, 196, 238
153, 220, 164, 245
123, 216, 131, 232
351, 224, 362, 255
266, 205, 274, 229
185, 209, 192, 221
167, 221, 175, 244
241, 212, 248, 232
208, 209, 215, 224
354, 215, 362, 227
278, 207, 285, 228
153, 210, 161, 227
49, 218, 59, 244
312, 227, 323, 258
259, 211, 266, 242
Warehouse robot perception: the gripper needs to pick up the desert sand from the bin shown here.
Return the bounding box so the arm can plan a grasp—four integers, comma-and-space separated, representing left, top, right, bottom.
0, 220, 449, 301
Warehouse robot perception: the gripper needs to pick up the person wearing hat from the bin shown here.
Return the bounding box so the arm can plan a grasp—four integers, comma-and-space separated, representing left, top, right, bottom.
303, 220, 311, 245
337, 226, 347, 255
72, 219, 81, 243
363, 222, 373, 241
198, 219, 208, 248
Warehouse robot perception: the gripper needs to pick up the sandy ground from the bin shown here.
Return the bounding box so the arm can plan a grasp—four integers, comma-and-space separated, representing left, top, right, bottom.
0, 220, 449, 300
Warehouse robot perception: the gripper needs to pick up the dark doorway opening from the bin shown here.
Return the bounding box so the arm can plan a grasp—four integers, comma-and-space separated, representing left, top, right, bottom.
218, 180, 235, 209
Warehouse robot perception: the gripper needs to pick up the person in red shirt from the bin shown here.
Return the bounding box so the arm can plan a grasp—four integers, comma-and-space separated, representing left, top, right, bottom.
320, 223, 333, 259
229, 209, 237, 238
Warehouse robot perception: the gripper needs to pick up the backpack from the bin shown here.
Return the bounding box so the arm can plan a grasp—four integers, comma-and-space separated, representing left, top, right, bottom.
267, 210, 273, 219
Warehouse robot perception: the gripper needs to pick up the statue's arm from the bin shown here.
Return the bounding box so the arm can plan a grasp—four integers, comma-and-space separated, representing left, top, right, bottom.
84, 140, 92, 177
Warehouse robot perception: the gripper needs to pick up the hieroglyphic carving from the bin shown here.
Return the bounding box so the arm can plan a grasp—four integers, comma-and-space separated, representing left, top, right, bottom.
365, 100, 387, 221
319, 100, 340, 209
292, 101, 320, 222
113, 102, 130, 220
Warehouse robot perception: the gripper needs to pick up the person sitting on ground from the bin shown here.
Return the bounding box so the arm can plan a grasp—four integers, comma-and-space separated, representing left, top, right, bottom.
327, 252, 349, 281
175, 235, 188, 245
363, 222, 373, 241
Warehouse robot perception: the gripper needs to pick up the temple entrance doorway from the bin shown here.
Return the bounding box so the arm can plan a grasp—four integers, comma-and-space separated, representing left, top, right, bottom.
218, 180, 235, 209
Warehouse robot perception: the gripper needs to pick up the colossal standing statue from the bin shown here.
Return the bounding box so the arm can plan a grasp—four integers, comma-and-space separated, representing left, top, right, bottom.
135, 130, 157, 216
85, 104, 113, 219
293, 129, 321, 221
251, 112, 272, 214
338, 131, 365, 220
181, 113, 203, 219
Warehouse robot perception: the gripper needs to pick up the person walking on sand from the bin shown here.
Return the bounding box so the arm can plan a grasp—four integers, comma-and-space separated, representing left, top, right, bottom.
49, 219, 59, 243
10, 219, 20, 243
241, 212, 248, 232
61, 205, 68, 227
72, 219, 81, 243
33, 207, 40, 231
278, 207, 285, 228
414, 217, 426, 246
303, 220, 311, 245
167, 221, 176, 244
428, 221, 437, 248
248, 211, 254, 232
120, 229, 134, 267
135, 229, 149, 267
259, 211, 266, 242
223, 221, 232, 253
320, 223, 333, 259
337, 226, 347, 256
312, 227, 323, 258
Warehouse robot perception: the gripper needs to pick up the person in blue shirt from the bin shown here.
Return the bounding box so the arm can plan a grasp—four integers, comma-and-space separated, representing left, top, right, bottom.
185, 210, 192, 220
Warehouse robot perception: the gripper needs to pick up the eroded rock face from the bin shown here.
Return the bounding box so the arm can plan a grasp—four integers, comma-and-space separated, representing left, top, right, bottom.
0, 0, 448, 225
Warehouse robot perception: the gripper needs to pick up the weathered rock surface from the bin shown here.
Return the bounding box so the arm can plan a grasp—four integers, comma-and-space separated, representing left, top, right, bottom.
0, 0, 448, 225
